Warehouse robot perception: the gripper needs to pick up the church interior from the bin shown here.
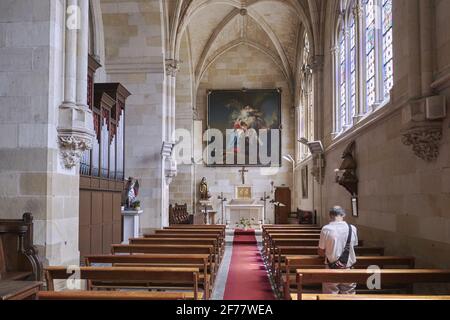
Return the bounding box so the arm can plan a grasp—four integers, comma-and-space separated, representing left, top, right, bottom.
1, 0, 450, 302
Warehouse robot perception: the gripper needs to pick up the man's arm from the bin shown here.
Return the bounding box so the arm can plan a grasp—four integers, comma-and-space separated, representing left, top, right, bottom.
318, 229, 327, 257
318, 248, 326, 257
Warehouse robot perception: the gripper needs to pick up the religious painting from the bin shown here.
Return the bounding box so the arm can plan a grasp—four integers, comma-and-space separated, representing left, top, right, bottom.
206, 89, 282, 167
301, 166, 308, 199
236, 186, 252, 199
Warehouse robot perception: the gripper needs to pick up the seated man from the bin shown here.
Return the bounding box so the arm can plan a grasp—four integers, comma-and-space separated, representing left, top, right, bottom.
318, 206, 358, 294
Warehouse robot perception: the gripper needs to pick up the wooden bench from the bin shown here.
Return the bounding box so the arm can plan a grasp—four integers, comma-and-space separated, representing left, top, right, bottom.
129, 238, 221, 263
262, 233, 321, 254
282, 256, 415, 299
165, 225, 226, 229
0, 213, 42, 281
84, 254, 211, 298
152, 229, 225, 249
111, 244, 218, 277
294, 269, 450, 300
266, 240, 365, 267
301, 293, 450, 300
38, 290, 189, 300
270, 246, 385, 276
45, 266, 203, 300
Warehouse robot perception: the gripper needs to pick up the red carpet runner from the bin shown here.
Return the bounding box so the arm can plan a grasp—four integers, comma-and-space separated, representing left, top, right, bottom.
223, 229, 275, 300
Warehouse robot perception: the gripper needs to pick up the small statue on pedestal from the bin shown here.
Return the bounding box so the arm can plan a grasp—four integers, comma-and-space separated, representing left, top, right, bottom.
123, 177, 140, 209
199, 177, 211, 200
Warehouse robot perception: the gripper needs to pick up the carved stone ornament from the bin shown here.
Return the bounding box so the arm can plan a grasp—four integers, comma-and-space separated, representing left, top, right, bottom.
58, 135, 93, 169
164, 155, 178, 184
165, 59, 180, 77
401, 127, 442, 162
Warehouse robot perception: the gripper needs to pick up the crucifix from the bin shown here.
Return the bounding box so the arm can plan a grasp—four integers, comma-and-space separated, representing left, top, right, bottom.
239, 166, 248, 185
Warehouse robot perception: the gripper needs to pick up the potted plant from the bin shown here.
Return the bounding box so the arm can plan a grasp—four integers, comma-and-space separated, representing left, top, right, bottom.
131, 200, 141, 211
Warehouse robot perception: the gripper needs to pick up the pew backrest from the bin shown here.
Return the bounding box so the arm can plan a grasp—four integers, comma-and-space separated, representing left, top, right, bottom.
295, 269, 450, 300
45, 266, 201, 299
38, 291, 189, 300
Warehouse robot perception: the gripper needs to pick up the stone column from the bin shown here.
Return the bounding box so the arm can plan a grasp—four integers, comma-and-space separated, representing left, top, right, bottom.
401, 0, 446, 162
76, 0, 89, 107
161, 59, 180, 227
57, 0, 94, 170
330, 46, 338, 136
62, 0, 78, 107
419, 0, 434, 97
354, 2, 365, 121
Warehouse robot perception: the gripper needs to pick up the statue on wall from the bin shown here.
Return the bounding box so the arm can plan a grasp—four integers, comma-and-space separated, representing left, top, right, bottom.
199, 177, 211, 200
335, 141, 358, 196
123, 177, 140, 209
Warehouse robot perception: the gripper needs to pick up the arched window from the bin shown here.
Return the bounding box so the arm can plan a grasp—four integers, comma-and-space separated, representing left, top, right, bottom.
334, 0, 393, 135
299, 33, 314, 160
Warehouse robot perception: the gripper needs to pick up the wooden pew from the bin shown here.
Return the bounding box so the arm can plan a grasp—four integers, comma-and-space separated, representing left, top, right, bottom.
262, 230, 322, 259
262, 224, 320, 228
262, 229, 322, 251
111, 244, 218, 279
129, 238, 221, 263
282, 256, 415, 299
262, 233, 321, 252
295, 269, 450, 300
0, 213, 42, 281
84, 254, 211, 299
153, 229, 225, 243
271, 246, 385, 276
165, 225, 226, 229
45, 266, 203, 300
38, 291, 189, 300
267, 240, 365, 267
302, 294, 450, 300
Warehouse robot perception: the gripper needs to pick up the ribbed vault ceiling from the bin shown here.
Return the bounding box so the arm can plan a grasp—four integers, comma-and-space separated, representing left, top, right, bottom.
174, 0, 311, 90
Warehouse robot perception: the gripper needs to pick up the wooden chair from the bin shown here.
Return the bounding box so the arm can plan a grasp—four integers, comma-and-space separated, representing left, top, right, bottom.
45, 266, 203, 300
0, 213, 42, 281
169, 204, 193, 225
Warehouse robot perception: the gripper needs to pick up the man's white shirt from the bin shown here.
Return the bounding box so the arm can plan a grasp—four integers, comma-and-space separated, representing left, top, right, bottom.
319, 221, 358, 268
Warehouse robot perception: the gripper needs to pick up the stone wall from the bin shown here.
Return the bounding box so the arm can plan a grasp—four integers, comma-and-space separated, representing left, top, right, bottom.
0, 0, 82, 266
101, 0, 168, 232
171, 43, 294, 223
296, 0, 450, 269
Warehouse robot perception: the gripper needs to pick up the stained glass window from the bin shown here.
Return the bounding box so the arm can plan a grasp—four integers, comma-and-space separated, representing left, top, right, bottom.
382, 0, 393, 99
299, 33, 313, 159
349, 14, 357, 120
339, 28, 347, 129
365, 0, 376, 108
334, 0, 393, 136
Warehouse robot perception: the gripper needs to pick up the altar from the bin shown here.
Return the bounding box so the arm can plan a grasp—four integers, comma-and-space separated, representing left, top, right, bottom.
225, 199, 264, 227
224, 185, 264, 228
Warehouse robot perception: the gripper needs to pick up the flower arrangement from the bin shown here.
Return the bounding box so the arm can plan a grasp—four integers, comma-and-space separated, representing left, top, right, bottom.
235, 217, 255, 230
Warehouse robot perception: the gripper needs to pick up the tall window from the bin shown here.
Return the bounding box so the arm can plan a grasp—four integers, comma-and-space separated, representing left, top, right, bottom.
334, 0, 393, 134
299, 33, 314, 160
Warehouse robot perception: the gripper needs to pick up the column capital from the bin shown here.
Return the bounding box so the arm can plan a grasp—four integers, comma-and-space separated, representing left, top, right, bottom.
165, 59, 181, 77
